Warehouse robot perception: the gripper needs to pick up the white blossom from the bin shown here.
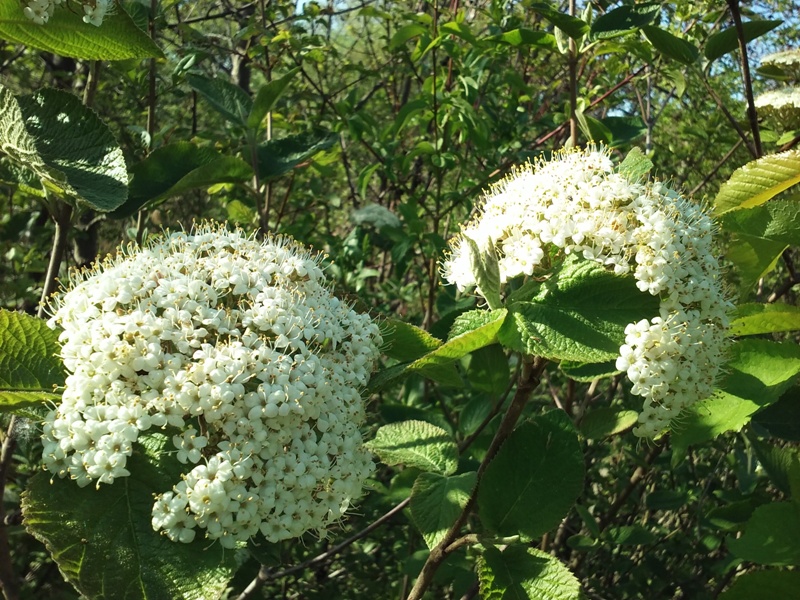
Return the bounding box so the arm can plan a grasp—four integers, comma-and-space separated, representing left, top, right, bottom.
754, 87, 800, 130
43, 223, 382, 546
442, 146, 729, 438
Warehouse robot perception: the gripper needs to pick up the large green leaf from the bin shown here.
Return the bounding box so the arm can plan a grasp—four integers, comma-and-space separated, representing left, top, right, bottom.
752, 388, 800, 441
186, 74, 252, 127
528, 3, 588, 40
23, 434, 238, 600
617, 146, 653, 181
728, 502, 800, 566
365, 420, 458, 475
495, 28, 558, 50
714, 150, 800, 216
672, 392, 759, 456
749, 436, 800, 495
641, 26, 699, 66
478, 545, 582, 600
381, 319, 443, 362
720, 570, 800, 600
590, 3, 660, 39
478, 411, 583, 539
113, 143, 252, 217
0, 2, 162, 60
409, 472, 476, 550
0, 84, 127, 211
704, 20, 782, 62
579, 408, 638, 439
726, 233, 787, 292
497, 257, 659, 363
722, 195, 800, 246
730, 303, 800, 336
466, 345, 510, 396
255, 130, 338, 181
247, 68, 300, 130
0, 310, 64, 411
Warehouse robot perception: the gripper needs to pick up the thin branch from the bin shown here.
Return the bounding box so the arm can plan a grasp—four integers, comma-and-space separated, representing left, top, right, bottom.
726, 0, 762, 157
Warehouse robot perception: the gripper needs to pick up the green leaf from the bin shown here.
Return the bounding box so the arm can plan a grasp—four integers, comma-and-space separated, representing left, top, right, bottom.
365, 420, 459, 475
478, 545, 582, 600
0, 84, 128, 211
720, 339, 800, 405
186, 74, 252, 127
560, 360, 619, 382
726, 234, 787, 292
704, 20, 782, 62
0, 2, 162, 60
641, 26, 699, 66
497, 256, 659, 363
601, 116, 647, 147
590, 3, 660, 39
749, 435, 800, 495
672, 391, 759, 455
579, 408, 638, 439
722, 195, 800, 246
448, 309, 504, 340
479, 411, 583, 539
752, 388, 800, 441
529, 3, 589, 40
409, 472, 476, 550
714, 149, 800, 216
496, 28, 558, 50
462, 237, 502, 309
382, 319, 443, 362
618, 147, 654, 181
728, 502, 800, 566
606, 524, 657, 546
390, 24, 427, 50
113, 143, 252, 217
255, 130, 338, 181
730, 303, 800, 336
466, 345, 510, 396
441, 21, 479, 45
0, 310, 64, 411
719, 570, 800, 600
23, 434, 238, 600
247, 68, 300, 130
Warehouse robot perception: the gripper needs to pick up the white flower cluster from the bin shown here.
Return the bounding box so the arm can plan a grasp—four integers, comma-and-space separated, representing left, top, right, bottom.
754, 87, 800, 131
442, 146, 729, 438
22, 0, 110, 26
42, 223, 382, 547
761, 49, 800, 81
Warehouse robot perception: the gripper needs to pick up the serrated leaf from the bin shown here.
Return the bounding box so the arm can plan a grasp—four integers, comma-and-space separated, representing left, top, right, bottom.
479, 411, 583, 539
0, 310, 64, 410
23, 434, 238, 600
409, 472, 476, 549
365, 420, 458, 475
641, 26, 699, 66
0, 84, 127, 211
714, 149, 800, 216
560, 360, 619, 382
496, 28, 558, 50
672, 392, 760, 454
579, 407, 638, 439
720, 570, 800, 600
529, 3, 589, 40
409, 309, 506, 377
752, 388, 800, 441
704, 20, 782, 62
618, 147, 653, 181
255, 130, 337, 181
247, 68, 300, 130
722, 195, 800, 246
497, 256, 659, 363
0, 2, 162, 60
478, 545, 582, 600
749, 435, 800, 495
187, 74, 252, 127
590, 3, 660, 39
730, 303, 800, 336
728, 502, 800, 566
382, 319, 442, 362
113, 143, 252, 217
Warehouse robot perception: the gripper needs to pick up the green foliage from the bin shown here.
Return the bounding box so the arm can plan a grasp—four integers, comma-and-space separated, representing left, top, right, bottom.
728, 502, 800, 566
478, 545, 581, 600
23, 433, 238, 600
0, 309, 64, 410
410, 472, 476, 550
704, 20, 783, 62
590, 3, 660, 39
719, 570, 800, 600
730, 302, 800, 335
0, 2, 162, 60
579, 407, 638, 439
366, 420, 459, 475
714, 150, 800, 216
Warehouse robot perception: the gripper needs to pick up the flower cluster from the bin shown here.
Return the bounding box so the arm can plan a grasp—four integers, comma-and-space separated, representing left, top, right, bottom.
754, 87, 800, 130
761, 49, 800, 81
42, 223, 382, 547
442, 146, 729, 438
22, 0, 110, 26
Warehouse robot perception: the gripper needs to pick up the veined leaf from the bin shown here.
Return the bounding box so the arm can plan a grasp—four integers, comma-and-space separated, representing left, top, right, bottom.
529, 3, 589, 40
410, 472, 476, 550
381, 319, 442, 362
23, 434, 238, 600
255, 130, 338, 181
722, 195, 800, 245
0, 2, 162, 60
0, 84, 127, 211
726, 234, 787, 292
579, 408, 638, 439
730, 303, 800, 336
752, 388, 800, 442
618, 147, 653, 181
705, 20, 782, 62
495, 28, 558, 50
714, 149, 800, 216
247, 68, 300, 130
187, 74, 252, 127
0, 310, 64, 411
478, 545, 582, 600
590, 3, 660, 39
365, 420, 458, 475
641, 26, 699, 66
728, 502, 800, 566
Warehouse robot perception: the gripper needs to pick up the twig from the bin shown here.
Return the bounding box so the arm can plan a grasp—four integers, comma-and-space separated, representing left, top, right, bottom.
726, 0, 762, 158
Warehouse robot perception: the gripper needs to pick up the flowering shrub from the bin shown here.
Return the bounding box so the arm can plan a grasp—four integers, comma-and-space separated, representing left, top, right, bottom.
442, 146, 729, 438
754, 87, 800, 131
41, 224, 382, 547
